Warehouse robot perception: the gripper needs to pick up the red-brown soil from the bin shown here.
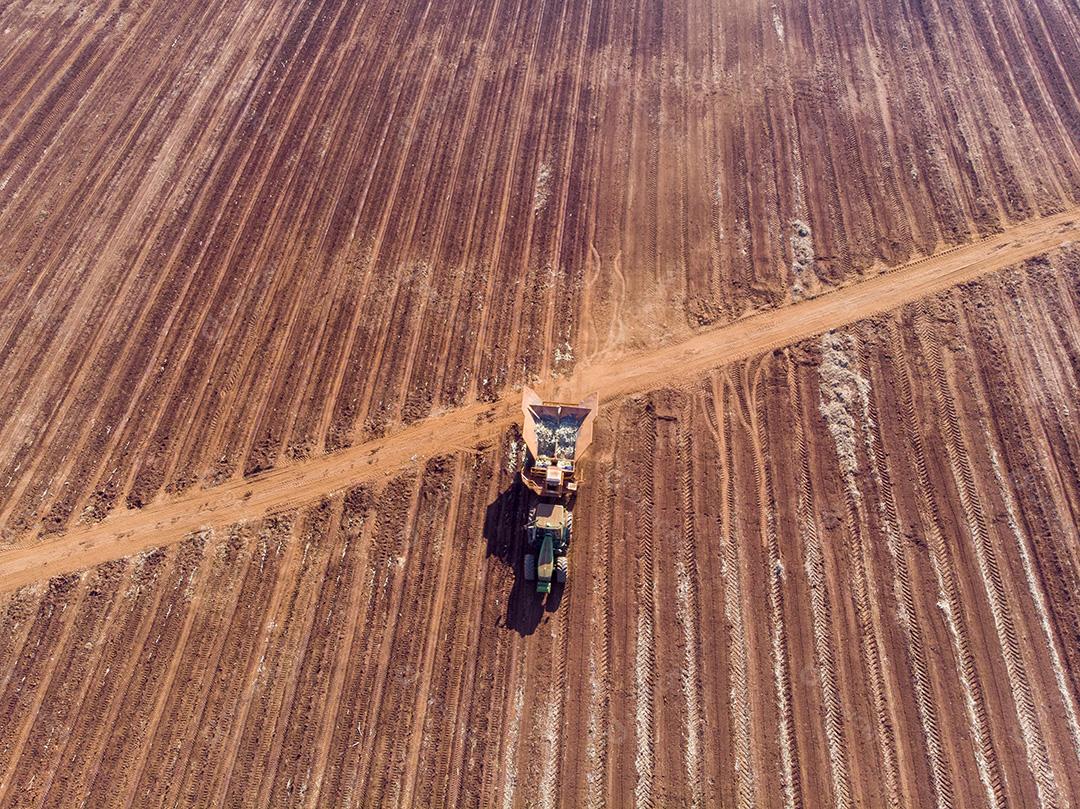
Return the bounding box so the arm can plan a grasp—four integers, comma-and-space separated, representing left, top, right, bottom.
1, 251, 1079, 807
2, 0, 1080, 806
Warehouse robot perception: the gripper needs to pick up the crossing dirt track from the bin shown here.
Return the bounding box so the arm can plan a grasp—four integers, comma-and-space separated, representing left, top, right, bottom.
1, 0, 1080, 805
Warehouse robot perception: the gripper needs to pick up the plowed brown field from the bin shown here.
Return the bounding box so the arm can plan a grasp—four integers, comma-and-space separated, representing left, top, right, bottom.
2, 249, 1079, 807
2, 0, 1079, 806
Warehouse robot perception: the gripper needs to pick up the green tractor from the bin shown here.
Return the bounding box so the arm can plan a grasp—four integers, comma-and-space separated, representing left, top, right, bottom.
523, 501, 572, 593
519, 387, 597, 594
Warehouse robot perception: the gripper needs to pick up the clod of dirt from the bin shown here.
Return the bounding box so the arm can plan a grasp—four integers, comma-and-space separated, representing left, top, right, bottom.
533, 162, 552, 215
552, 341, 574, 376
791, 220, 824, 301
685, 295, 727, 326
505, 436, 525, 473
817, 330, 871, 483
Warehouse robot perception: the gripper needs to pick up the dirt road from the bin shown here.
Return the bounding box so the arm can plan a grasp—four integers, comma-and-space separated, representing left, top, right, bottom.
0, 208, 1075, 591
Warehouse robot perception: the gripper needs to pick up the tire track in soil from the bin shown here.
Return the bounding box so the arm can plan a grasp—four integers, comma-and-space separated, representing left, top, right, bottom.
574, 418, 615, 809
0, 571, 84, 800
632, 401, 657, 809
591, 485, 616, 807
356, 459, 456, 807
528, 586, 572, 809
746, 359, 803, 809
341, 471, 430, 803
315, 471, 417, 806
913, 304, 1066, 808
0, 562, 126, 809
889, 316, 1008, 809
692, 385, 736, 807
220, 499, 337, 809
816, 333, 904, 809
123, 526, 254, 809
597, 401, 637, 809
980, 402, 1080, 762
868, 316, 991, 808
489, 434, 537, 809
500, 446, 569, 808
552, 433, 596, 806
957, 269, 1080, 764
958, 266, 1080, 726
707, 372, 757, 809
495, 632, 525, 809
80, 536, 207, 809
406, 451, 496, 808
1011, 268, 1080, 516
37, 546, 174, 809
851, 323, 955, 809
788, 361, 855, 809
672, 396, 707, 807
186, 514, 299, 806
1002, 263, 1080, 549
641, 390, 693, 806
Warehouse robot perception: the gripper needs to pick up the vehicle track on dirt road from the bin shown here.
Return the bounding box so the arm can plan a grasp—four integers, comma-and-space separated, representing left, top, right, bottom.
0, 208, 1076, 591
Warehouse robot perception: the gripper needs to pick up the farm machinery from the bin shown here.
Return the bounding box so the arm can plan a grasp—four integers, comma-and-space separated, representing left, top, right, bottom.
519, 388, 598, 594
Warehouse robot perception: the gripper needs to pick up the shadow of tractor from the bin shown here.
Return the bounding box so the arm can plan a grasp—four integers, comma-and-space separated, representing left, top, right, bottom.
483, 481, 564, 637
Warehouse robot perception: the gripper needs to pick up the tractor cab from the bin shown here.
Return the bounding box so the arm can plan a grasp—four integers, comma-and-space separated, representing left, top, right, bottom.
524, 501, 571, 594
